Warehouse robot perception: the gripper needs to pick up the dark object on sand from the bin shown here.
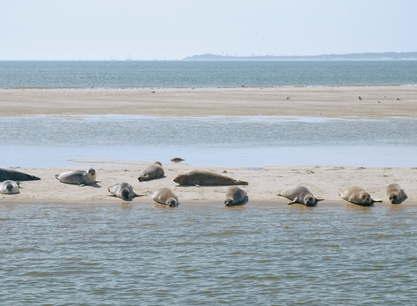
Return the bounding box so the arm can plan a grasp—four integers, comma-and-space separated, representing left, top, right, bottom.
173, 170, 248, 186
0, 168, 41, 182
171, 157, 185, 163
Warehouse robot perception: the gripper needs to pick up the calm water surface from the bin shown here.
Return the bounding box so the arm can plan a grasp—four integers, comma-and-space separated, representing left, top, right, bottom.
1, 61, 417, 88
1, 203, 417, 304
0, 115, 416, 168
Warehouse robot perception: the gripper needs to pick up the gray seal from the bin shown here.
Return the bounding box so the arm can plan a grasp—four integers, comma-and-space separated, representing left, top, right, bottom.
338, 186, 382, 206
0, 168, 40, 181
55, 168, 98, 186
386, 183, 408, 204
152, 188, 179, 207
224, 186, 248, 206
0, 180, 20, 194
108, 182, 143, 200
173, 170, 248, 186
138, 161, 165, 182
277, 186, 324, 206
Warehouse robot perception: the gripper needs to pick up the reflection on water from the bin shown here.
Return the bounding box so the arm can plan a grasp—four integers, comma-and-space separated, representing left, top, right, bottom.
1, 203, 417, 304
0, 115, 416, 168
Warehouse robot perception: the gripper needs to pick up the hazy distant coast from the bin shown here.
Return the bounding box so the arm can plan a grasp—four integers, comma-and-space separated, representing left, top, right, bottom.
183, 52, 417, 61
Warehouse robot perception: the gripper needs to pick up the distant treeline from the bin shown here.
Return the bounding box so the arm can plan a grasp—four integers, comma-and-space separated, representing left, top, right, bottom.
183, 52, 417, 61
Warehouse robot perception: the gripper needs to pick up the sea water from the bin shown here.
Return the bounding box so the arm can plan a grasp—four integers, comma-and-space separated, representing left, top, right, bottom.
1, 60, 417, 88
1, 202, 417, 304
1, 61, 417, 304
0, 115, 416, 168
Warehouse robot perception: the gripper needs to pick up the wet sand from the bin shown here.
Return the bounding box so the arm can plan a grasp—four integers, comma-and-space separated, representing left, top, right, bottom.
1, 86, 416, 118
0, 86, 416, 204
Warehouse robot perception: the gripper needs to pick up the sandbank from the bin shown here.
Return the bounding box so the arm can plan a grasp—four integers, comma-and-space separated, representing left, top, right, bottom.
0, 86, 416, 205
1, 162, 416, 205
1, 86, 416, 118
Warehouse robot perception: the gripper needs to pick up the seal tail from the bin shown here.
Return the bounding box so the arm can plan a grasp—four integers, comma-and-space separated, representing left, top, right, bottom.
235, 180, 248, 185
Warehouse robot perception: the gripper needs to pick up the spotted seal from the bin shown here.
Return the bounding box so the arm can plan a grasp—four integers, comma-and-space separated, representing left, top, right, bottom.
386, 183, 407, 204
138, 161, 165, 182
338, 186, 382, 206
0, 168, 40, 181
55, 168, 98, 186
224, 186, 248, 206
108, 182, 143, 200
0, 180, 20, 194
152, 188, 179, 207
277, 186, 324, 206
173, 170, 248, 186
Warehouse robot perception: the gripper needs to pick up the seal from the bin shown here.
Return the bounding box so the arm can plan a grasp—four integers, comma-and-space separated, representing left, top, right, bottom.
224, 186, 248, 206
277, 186, 324, 206
0, 168, 40, 181
138, 161, 165, 182
386, 183, 408, 204
108, 182, 143, 200
338, 186, 382, 206
173, 170, 248, 186
0, 180, 20, 194
152, 187, 179, 207
55, 168, 98, 186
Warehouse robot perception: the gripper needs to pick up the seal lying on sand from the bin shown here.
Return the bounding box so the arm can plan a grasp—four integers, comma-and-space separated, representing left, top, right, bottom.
108, 182, 143, 200
55, 168, 98, 186
138, 161, 165, 182
0, 168, 40, 181
277, 186, 324, 206
386, 183, 408, 204
338, 186, 382, 206
224, 186, 248, 206
152, 188, 179, 207
173, 170, 248, 186
0, 180, 20, 194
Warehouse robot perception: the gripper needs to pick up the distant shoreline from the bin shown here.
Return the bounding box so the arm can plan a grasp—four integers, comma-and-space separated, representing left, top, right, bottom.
183, 52, 417, 61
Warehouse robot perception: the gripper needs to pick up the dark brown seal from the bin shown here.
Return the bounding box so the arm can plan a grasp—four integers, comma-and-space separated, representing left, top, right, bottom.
0, 168, 40, 182
173, 170, 248, 186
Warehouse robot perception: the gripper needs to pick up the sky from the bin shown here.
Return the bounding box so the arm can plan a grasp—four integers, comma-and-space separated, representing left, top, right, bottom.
1, 0, 416, 60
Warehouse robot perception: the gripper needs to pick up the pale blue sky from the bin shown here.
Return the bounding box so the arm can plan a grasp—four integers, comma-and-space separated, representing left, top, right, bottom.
1, 0, 416, 60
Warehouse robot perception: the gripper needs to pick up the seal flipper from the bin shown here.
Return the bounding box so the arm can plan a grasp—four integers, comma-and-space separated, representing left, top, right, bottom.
287, 197, 299, 205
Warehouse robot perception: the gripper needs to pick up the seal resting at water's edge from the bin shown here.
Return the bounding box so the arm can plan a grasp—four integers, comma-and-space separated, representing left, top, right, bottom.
152, 188, 179, 207
224, 186, 248, 206
138, 161, 165, 182
386, 183, 408, 204
107, 182, 144, 200
338, 186, 382, 206
0, 168, 40, 181
0, 180, 20, 194
55, 168, 98, 186
173, 170, 248, 186
277, 186, 324, 206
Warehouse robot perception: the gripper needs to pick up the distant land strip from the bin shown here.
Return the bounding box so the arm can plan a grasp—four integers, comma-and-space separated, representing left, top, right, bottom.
183, 52, 417, 61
